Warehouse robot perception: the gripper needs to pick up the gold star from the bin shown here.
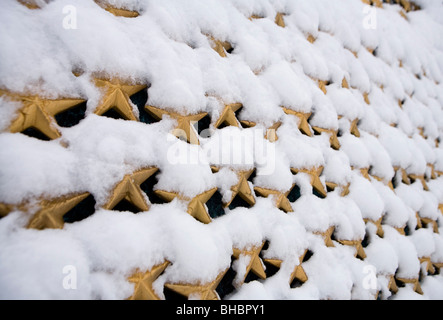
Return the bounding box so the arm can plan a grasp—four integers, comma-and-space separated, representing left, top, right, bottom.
350, 118, 361, 137
427, 163, 437, 180
214, 103, 242, 129
264, 122, 282, 142
363, 92, 370, 105
208, 36, 233, 58
419, 257, 435, 275
232, 242, 267, 286
317, 80, 329, 94
371, 174, 394, 190
145, 105, 207, 145
27, 192, 90, 230
352, 166, 371, 181
408, 174, 429, 191
312, 126, 341, 150
254, 184, 295, 213
419, 216, 439, 234
0, 90, 85, 140
94, 78, 146, 121
314, 226, 335, 247
394, 166, 411, 185
164, 268, 228, 300
264, 250, 308, 285
395, 276, 423, 295
224, 169, 256, 208
342, 77, 350, 89
291, 166, 327, 198
337, 239, 366, 259
154, 188, 217, 224
128, 261, 170, 300
17, 0, 40, 9
103, 167, 158, 212
94, 0, 140, 17
282, 107, 313, 137
239, 120, 256, 128
325, 181, 350, 196
275, 12, 286, 28
364, 216, 384, 237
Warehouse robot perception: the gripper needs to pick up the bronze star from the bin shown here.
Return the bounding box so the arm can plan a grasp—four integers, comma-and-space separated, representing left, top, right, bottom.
224, 169, 256, 208
291, 166, 327, 198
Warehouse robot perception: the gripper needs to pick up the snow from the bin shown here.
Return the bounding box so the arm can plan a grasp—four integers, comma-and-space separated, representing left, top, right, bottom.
1, 0, 443, 300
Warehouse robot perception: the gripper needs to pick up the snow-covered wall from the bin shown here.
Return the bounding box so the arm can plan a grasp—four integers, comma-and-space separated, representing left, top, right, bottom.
0, 0, 443, 300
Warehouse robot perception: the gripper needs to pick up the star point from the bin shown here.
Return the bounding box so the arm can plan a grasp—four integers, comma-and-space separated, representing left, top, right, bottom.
264, 250, 309, 285
224, 169, 256, 208
282, 107, 313, 137
254, 184, 294, 213
214, 103, 242, 129
291, 166, 327, 198
232, 242, 266, 286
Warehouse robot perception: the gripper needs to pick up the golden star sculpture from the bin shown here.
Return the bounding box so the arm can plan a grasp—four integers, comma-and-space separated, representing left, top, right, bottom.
93, 78, 146, 121
408, 174, 429, 191
393, 166, 411, 185
419, 256, 435, 275
254, 184, 295, 213
395, 276, 423, 295
337, 239, 366, 260
370, 174, 394, 190
94, 0, 140, 17
419, 216, 439, 234
209, 37, 233, 58
145, 105, 207, 145
342, 77, 350, 89
291, 166, 327, 198
314, 226, 335, 247
387, 274, 399, 294
351, 166, 371, 181
27, 192, 90, 230
17, 0, 40, 9
128, 261, 170, 300
213, 103, 242, 129
103, 167, 158, 212
224, 169, 256, 208
0, 90, 85, 140
264, 250, 308, 285
325, 181, 350, 197
275, 12, 286, 28
364, 217, 384, 237
282, 107, 313, 137
232, 242, 267, 286
427, 163, 437, 180
317, 80, 329, 94
350, 118, 361, 137
154, 188, 217, 224
363, 92, 370, 105
312, 126, 341, 150
264, 122, 282, 142
164, 268, 228, 300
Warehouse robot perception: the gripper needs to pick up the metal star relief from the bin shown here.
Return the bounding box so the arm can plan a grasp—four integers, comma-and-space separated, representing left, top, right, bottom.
209, 36, 233, 58
264, 250, 309, 285
17, 0, 40, 9
419, 256, 436, 275
128, 261, 170, 300
317, 79, 328, 95
264, 122, 282, 142
94, 1, 140, 17
164, 268, 228, 300
291, 166, 327, 198
312, 126, 341, 150
232, 242, 267, 286
0, 90, 85, 140
282, 107, 313, 137
325, 181, 350, 197
213, 103, 243, 129
364, 217, 384, 238
154, 188, 217, 224
145, 105, 207, 145
275, 13, 286, 28
93, 78, 146, 121
314, 226, 335, 247
408, 174, 429, 191
350, 118, 361, 137
224, 169, 256, 208
27, 192, 90, 230
254, 184, 295, 213
395, 276, 423, 295
103, 167, 158, 212
337, 239, 366, 260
